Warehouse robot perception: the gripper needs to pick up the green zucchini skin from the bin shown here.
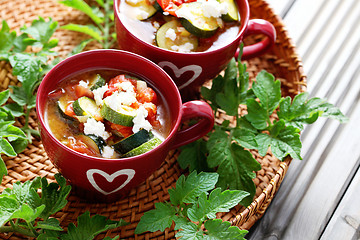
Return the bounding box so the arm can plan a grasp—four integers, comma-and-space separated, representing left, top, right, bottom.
78, 134, 106, 154
113, 129, 154, 155
176, 2, 219, 38
73, 96, 101, 118
100, 103, 136, 127
122, 137, 162, 157
156, 20, 198, 51
90, 74, 106, 91
220, 0, 239, 22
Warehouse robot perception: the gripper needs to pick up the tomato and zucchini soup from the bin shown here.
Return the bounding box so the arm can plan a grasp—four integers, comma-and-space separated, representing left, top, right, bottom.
119, 0, 241, 52
45, 70, 170, 159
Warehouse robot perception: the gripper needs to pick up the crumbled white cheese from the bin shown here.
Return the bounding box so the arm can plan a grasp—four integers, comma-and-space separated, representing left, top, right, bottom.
202, 0, 228, 18
132, 106, 153, 133
104, 90, 137, 110
84, 118, 110, 140
78, 80, 89, 88
102, 145, 115, 158
92, 84, 109, 106
165, 28, 177, 41
114, 81, 135, 93
153, 21, 160, 29
171, 42, 194, 53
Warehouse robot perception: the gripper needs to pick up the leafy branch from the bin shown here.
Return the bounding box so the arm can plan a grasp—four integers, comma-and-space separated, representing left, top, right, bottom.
59, 0, 117, 49
135, 171, 249, 239
0, 173, 128, 239
178, 56, 348, 206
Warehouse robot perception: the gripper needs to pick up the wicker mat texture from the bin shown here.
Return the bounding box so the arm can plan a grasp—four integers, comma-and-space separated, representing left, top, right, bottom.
0, 0, 306, 239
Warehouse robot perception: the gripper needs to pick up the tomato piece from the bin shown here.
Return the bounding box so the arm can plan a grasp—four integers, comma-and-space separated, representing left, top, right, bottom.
67, 137, 98, 156
64, 102, 76, 117
110, 123, 133, 138
75, 85, 94, 99
157, 0, 179, 15
137, 87, 158, 104
104, 75, 137, 97
142, 102, 161, 129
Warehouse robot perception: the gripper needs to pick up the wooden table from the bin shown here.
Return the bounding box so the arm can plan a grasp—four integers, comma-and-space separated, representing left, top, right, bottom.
246, 0, 360, 239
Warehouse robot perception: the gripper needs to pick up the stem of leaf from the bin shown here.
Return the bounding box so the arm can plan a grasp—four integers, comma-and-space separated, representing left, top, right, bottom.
102, 0, 111, 49
0, 222, 36, 237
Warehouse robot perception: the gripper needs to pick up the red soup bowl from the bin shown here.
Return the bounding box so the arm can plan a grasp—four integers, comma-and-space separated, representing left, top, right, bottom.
114, 0, 276, 98
36, 49, 214, 202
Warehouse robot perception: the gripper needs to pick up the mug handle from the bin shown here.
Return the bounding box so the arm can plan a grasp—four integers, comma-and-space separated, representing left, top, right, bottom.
235, 19, 277, 60
171, 100, 214, 149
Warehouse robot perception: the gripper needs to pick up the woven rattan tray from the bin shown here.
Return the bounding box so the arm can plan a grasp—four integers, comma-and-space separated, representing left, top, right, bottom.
0, 0, 306, 239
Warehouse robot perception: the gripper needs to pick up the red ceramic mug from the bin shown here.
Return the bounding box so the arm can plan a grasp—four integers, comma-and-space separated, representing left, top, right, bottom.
36, 49, 214, 202
114, 0, 276, 98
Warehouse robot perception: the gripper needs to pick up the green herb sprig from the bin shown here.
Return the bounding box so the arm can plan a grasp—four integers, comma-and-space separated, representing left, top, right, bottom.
135, 171, 249, 239
178, 56, 348, 206
59, 0, 116, 49
0, 173, 127, 239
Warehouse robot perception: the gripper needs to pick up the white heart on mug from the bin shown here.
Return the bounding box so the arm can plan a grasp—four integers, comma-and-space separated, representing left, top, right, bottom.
86, 169, 136, 195
158, 61, 202, 90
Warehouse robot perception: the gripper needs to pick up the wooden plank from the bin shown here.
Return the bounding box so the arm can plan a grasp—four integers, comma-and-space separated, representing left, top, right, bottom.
320, 166, 360, 240
246, 0, 360, 238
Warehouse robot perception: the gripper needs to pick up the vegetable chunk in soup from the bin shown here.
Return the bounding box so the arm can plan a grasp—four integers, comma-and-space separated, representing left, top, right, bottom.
45, 70, 170, 159
118, 0, 241, 52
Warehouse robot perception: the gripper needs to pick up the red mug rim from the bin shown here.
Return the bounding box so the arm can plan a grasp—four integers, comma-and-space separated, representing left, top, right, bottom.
113, 0, 250, 56
36, 49, 184, 164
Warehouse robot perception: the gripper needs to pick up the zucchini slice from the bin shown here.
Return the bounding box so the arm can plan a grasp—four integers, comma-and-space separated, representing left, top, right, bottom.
176, 2, 219, 38
125, 0, 158, 20
77, 134, 106, 155
156, 20, 198, 52
220, 0, 239, 22
122, 137, 162, 157
89, 74, 106, 91
73, 96, 102, 119
113, 129, 154, 155
101, 103, 137, 127
57, 96, 73, 120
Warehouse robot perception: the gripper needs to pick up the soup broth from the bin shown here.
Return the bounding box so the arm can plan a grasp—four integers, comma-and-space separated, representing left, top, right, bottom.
118, 0, 241, 52
45, 70, 171, 159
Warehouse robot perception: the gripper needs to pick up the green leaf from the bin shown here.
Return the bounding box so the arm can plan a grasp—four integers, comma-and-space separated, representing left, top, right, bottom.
207, 137, 261, 206
245, 98, 269, 130
36, 218, 63, 231
0, 90, 10, 106
201, 74, 225, 111
232, 128, 258, 149
187, 188, 249, 222
0, 138, 17, 157
168, 171, 219, 205
68, 39, 93, 56
177, 140, 213, 172
0, 195, 19, 226
252, 70, 281, 115
204, 219, 248, 239
0, 156, 6, 182
175, 222, 204, 240
278, 93, 348, 130
0, 20, 16, 52
62, 211, 126, 240
215, 59, 239, 116
8, 53, 42, 85
9, 137, 29, 153
20, 17, 58, 48
34, 174, 72, 219
21, 17, 57, 46
60, 24, 103, 41
3, 103, 24, 117
9, 85, 36, 108
11, 204, 45, 223
256, 120, 302, 160
59, 0, 104, 25
135, 202, 177, 234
